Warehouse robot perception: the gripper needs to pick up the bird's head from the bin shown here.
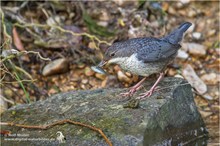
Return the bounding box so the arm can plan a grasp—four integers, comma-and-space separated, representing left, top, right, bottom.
98, 43, 124, 67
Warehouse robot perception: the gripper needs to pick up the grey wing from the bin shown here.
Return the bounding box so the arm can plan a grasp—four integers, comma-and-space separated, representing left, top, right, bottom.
137, 40, 180, 63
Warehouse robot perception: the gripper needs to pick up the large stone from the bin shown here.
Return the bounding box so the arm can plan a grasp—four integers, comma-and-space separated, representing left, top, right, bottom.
1, 78, 208, 146
182, 64, 207, 94
182, 43, 206, 56
42, 58, 69, 76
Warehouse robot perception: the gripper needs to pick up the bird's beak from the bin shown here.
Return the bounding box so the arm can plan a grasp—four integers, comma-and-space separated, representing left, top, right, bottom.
97, 60, 107, 67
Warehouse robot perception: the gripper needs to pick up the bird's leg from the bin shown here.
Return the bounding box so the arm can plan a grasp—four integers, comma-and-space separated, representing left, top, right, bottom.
120, 77, 147, 97
137, 73, 164, 99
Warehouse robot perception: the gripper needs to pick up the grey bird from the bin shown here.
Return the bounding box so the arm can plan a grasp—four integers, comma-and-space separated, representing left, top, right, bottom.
96, 22, 192, 99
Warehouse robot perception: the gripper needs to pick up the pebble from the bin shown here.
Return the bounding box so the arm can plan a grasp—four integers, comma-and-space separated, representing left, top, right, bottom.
215, 48, 220, 56
132, 75, 139, 83
78, 63, 86, 69
162, 2, 169, 11
176, 0, 190, 8
48, 88, 58, 95
174, 74, 184, 78
42, 58, 69, 76
182, 43, 206, 56
81, 79, 88, 84
3, 89, 13, 98
101, 78, 107, 87
125, 72, 132, 77
182, 64, 207, 94
99, 10, 109, 21
168, 68, 177, 76
117, 71, 130, 83
197, 22, 205, 32
180, 0, 190, 4
177, 49, 189, 59
46, 16, 61, 26
97, 21, 108, 27
114, 65, 121, 72
84, 67, 95, 77
201, 73, 218, 85
202, 94, 214, 100
179, 10, 186, 16
88, 42, 97, 50
95, 73, 106, 80
207, 29, 216, 37
188, 10, 197, 18
168, 7, 176, 15
192, 32, 202, 40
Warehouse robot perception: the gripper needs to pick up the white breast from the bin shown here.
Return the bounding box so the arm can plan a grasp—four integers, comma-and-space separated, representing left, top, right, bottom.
108, 53, 165, 76
108, 54, 145, 76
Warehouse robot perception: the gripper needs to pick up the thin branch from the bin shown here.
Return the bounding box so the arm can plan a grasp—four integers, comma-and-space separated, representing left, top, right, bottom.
1, 79, 37, 84
22, 51, 51, 61
14, 65, 34, 81
0, 8, 12, 43
0, 50, 51, 63
0, 95, 15, 105
0, 64, 17, 81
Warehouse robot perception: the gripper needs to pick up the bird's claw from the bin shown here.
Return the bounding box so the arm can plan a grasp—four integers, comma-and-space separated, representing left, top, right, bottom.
120, 86, 142, 97
136, 89, 155, 100
136, 92, 152, 100
136, 86, 160, 100
120, 88, 136, 97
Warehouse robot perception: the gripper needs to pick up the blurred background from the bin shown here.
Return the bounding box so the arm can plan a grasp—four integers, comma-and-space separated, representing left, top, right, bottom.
0, 1, 219, 145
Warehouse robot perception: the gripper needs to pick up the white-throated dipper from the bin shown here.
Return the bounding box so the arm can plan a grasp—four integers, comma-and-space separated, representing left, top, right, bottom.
93, 22, 192, 99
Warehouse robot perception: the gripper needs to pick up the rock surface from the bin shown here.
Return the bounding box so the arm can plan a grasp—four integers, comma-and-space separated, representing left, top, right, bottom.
1, 78, 208, 146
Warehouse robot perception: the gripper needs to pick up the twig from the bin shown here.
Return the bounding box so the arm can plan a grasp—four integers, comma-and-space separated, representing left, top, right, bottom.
0, 79, 37, 84
0, 50, 51, 63
0, 8, 12, 43
0, 95, 15, 105
1, 119, 113, 146
14, 65, 33, 80
22, 51, 51, 61
0, 63, 17, 81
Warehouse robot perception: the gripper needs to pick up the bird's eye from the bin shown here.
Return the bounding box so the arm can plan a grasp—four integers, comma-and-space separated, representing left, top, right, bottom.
110, 53, 115, 57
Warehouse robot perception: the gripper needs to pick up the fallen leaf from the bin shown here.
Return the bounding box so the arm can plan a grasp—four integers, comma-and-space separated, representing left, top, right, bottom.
12, 27, 25, 51
12, 27, 30, 61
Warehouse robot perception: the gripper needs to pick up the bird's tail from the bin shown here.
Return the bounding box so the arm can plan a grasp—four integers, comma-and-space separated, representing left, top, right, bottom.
162, 22, 192, 44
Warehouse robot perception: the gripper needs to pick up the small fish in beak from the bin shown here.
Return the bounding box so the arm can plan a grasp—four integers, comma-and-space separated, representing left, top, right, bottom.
91, 60, 107, 74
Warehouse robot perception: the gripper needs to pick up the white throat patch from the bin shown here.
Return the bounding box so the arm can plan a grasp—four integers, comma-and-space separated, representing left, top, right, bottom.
108, 56, 128, 64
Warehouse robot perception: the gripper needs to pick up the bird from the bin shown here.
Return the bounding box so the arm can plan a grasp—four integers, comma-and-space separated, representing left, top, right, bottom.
96, 22, 192, 99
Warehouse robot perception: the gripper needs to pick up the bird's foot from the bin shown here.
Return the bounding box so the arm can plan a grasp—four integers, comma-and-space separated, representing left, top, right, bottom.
136, 86, 159, 100
136, 90, 153, 100
120, 86, 143, 97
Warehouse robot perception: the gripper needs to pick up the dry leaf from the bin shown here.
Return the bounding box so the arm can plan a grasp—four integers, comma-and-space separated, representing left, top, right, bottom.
13, 27, 30, 61
13, 27, 25, 51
